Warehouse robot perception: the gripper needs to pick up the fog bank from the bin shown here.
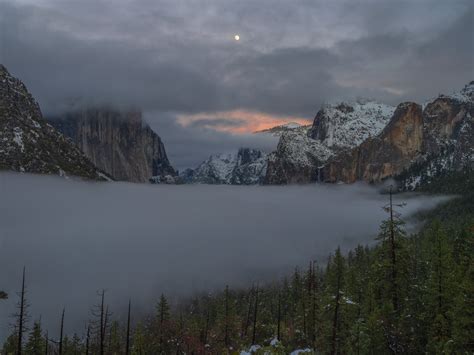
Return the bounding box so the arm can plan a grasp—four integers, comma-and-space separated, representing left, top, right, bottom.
0, 173, 448, 340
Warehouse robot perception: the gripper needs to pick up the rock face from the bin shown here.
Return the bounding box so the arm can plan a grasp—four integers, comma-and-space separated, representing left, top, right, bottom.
322, 102, 424, 182
265, 100, 394, 184
255, 122, 311, 136
49, 110, 176, 182
0, 64, 106, 179
395, 83, 474, 190
322, 82, 474, 186
181, 148, 267, 185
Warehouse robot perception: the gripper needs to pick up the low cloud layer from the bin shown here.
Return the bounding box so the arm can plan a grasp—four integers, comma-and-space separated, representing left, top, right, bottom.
0, 173, 449, 340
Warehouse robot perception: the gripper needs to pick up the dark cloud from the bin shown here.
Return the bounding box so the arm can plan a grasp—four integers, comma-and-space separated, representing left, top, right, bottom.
187, 118, 247, 129
0, 0, 472, 167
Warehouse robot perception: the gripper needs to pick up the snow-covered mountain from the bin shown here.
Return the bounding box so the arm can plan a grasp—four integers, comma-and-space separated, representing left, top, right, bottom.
178, 148, 267, 185
394, 82, 473, 191
0, 65, 107, 180
308, 100, 395, 150
321, 82, 473, 190
265, 100, 394, 184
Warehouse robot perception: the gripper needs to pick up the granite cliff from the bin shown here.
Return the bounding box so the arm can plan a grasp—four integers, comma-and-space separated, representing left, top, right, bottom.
50, 110, 176, 183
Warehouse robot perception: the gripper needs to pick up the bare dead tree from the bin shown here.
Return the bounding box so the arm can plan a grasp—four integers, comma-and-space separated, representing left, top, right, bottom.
90, 289, 111, 355
224, 285, 229, 347
125, 299, 131, 355
16, 266, 27, 355
242, 286, 253, 339
203, 303, 210, 345
58, 308, 65, 355
277, 291, 281, 341
85, 324, 90, 355
389, 186, 398, 312
251, 283, 259, 345
311, 260, 318, 346
44, 330, 48, 355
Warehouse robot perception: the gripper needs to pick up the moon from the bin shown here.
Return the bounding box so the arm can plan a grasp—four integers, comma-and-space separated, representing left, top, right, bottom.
234, 34, 240, 41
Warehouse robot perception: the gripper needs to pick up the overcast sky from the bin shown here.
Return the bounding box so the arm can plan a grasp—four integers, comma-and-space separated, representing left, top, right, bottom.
0, 0, 473, 168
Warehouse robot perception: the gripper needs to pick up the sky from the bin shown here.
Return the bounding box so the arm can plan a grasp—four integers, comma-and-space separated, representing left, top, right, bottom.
0, 0, 473, 168
0, 173, 450, 341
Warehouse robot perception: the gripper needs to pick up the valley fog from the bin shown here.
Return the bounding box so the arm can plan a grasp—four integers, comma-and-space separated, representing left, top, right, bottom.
0, 173, 448, 341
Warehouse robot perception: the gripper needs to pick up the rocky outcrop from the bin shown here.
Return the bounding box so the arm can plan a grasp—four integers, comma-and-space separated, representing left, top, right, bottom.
255, 122, 311, 136
0, 64, 107, 180
322, 102, 423, 183
395, 83, 474, 190
265, 127, 333, 184
49, 110, 176, 182
180, 148, 267, 185
265, 100, 394, 184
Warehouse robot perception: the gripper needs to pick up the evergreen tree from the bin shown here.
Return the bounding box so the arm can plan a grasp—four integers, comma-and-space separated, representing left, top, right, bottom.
373, 190, 408, 353
324, 247, 346, 355
131, 322, 146, 354
452, 262, 474, 352
25, 320, 45, 355
151, 293, 172, 353
424, 222, 456, 353
2, 329, 18, 355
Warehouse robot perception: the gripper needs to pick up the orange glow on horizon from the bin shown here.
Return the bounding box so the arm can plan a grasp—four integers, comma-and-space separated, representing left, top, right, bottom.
176, 110, 312, 134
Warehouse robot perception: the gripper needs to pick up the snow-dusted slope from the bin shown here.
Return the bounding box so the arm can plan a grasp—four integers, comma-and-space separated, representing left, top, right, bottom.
309, 100, 395, 150
181, 148, 267, 185
320, 81, 473, 189
256, 122, 311, 136
265, 100, 394, 184
394, 81, 474, 191
0, 64, 107, 180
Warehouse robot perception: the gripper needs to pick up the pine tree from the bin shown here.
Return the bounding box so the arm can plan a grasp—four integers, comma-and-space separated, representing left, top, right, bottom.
25, 321, 45, 354
3, 329, 19, 355
373, 189, 408, 352
154, 293, 171, 353
108, 320, 121, 354
345, 245, 370, 355
217, 285, 237, 349
424, 222, 456, 353
452, 262, 474, 352
132, 322, 146, 354
324, 247, 346, 355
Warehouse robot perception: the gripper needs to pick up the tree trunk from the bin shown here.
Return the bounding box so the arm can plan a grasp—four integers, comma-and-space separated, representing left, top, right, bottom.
59, 308, 65, 355
252, 284, 259, 345
17, 267, 26, 355
126, 299, 131, 355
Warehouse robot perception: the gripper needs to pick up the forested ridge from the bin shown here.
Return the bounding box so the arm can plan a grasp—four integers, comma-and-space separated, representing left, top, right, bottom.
2, 192, 473, 354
